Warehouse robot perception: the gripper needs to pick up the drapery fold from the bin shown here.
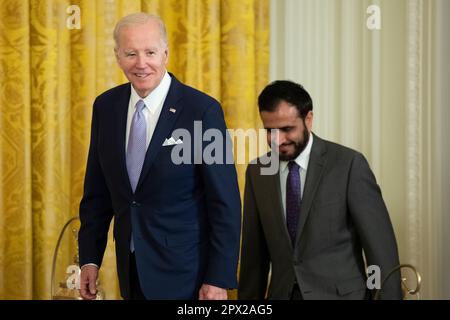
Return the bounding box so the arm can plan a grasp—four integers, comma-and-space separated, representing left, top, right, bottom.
0, 0, 269, 299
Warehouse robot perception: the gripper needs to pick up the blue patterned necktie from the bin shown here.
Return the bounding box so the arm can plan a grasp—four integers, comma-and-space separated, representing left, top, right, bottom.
126, 99, 147, 193
286, 161, 301, 245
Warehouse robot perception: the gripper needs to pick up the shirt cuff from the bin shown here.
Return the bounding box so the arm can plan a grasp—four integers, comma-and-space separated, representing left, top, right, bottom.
80, 263, 99, 269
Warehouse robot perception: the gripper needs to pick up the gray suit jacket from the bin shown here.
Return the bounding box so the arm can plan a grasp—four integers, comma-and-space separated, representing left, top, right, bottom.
238, 133, 402, 300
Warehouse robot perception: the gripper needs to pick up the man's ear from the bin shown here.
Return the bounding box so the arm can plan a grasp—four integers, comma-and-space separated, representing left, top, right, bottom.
164, 47, 169, 64
305, 111, 314, 131
114, 47, 120, 62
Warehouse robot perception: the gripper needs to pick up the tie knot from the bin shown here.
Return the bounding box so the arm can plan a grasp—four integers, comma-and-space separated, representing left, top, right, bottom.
135, 99, 146, 112
288, 161, 299, 172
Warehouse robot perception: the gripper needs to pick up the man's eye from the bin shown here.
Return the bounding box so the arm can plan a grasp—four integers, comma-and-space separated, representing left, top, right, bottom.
146, 51, 155, 56
126, 53, 136, 57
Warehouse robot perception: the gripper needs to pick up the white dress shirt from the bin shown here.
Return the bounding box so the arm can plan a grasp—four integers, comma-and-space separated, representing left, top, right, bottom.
125, 71, 172, 152
279, 133, 313, 220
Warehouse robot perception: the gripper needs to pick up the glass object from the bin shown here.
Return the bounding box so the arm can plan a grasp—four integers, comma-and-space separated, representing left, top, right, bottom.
51, 217, 105, 300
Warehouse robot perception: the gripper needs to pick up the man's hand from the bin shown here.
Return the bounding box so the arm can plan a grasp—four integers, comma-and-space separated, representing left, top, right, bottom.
79, 265, 99, 300
198, 284, 228, 300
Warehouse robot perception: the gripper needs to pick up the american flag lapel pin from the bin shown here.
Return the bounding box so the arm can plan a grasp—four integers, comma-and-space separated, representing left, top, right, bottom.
169, 107, 176, 113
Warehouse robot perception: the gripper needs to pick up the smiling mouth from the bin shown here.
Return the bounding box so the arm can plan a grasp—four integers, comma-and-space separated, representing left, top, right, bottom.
134, 73, 150, 78
279, 144, 293, 151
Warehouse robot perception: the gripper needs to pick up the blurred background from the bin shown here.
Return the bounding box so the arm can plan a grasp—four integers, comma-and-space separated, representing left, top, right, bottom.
0, 0, 448, 299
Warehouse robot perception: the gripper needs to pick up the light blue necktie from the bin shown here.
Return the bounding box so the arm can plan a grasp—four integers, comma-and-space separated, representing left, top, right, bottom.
127, 100, 146, 252
126, 99, 147, 192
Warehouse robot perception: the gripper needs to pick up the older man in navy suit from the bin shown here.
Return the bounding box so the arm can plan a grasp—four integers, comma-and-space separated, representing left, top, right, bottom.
78, 13, 241, 300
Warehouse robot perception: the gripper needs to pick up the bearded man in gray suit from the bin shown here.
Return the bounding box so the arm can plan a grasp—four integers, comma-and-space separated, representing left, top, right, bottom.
238, 80, 402, 300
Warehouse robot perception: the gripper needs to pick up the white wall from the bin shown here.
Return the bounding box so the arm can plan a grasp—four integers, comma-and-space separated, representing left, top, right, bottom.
270, 0, 450, 299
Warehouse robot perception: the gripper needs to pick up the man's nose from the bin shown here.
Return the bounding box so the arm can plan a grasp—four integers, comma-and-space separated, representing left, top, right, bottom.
277, 132, 287, 145
136, 54, 147, 68
269, 129, 285, 145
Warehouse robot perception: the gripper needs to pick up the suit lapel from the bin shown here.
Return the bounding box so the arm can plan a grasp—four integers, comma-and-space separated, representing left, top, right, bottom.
257, 159, 293, 251
295, 134, 327, 247
114, 83, 133, 193
135, 75, 184, 191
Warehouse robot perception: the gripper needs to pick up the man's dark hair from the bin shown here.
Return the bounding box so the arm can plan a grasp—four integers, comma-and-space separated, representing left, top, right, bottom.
258, 80, 313, 118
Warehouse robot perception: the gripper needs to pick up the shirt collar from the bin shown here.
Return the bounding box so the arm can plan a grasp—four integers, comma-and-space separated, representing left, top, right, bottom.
280, 132, 314, 173
129, 71, 171, 114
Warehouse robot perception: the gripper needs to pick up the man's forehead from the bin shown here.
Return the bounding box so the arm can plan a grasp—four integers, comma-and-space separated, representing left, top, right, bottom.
261, 106, 298, 120
261, 115, 299, 129
117, 31, 166, 49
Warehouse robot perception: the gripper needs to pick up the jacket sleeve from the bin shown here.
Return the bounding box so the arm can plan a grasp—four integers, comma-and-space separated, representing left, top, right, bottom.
199, 101, 242, 289
238, 165, 271, 299
347, 153, 403, 299
78, 99, 114, 267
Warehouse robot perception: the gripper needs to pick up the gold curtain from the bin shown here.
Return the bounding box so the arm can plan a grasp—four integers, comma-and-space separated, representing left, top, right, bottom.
0, 0, 268, 299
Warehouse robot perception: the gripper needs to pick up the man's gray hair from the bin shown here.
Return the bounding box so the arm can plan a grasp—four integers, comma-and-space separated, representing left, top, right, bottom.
113, 13, 168, 49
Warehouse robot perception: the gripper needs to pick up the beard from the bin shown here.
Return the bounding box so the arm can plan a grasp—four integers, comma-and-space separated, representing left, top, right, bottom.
277, 128, 310, 162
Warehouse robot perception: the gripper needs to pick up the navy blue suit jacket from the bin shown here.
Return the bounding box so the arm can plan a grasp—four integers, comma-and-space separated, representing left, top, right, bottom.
78, 74, 241, 299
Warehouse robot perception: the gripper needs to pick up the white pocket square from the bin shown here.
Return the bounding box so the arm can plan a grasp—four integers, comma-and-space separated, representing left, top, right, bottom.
162, 137, 183, 146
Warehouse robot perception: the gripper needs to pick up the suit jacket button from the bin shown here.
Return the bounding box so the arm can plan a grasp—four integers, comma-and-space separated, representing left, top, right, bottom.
293, 258, 303, 266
